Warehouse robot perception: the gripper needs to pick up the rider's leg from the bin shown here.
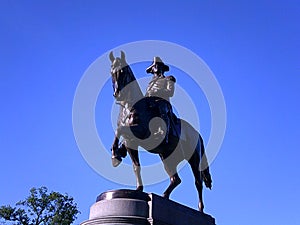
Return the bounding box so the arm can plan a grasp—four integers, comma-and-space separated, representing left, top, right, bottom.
161, 112, 170, 143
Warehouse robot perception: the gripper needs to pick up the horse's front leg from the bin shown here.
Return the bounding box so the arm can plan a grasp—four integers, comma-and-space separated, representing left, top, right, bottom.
111, 126, 124, 167
127, 146, 143, 191
111, 125, 134, 167
111, 137, 121, 167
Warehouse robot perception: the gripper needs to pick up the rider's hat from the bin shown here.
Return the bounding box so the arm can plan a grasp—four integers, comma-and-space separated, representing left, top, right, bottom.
146, 56, 169, 74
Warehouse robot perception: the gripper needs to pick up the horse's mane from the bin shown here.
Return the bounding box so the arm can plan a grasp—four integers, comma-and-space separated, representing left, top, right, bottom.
124, 63, 136, 82
121, 62, 144, 104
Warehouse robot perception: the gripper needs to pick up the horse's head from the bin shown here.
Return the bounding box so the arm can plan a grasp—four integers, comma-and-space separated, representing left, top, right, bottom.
109, 51, 136, 101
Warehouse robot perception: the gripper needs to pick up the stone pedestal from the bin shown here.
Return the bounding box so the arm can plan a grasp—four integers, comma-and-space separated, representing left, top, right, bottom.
81, 189, 215, 225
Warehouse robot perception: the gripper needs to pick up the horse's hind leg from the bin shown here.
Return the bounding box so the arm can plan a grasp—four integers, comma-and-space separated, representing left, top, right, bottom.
127, 146, 143, 191
162, 161, 181, 199
189, 152, 204, 212
163, 173, 181, 199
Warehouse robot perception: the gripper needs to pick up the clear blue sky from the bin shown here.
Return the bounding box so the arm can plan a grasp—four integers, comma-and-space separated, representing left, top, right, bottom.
1, 1, 299, 224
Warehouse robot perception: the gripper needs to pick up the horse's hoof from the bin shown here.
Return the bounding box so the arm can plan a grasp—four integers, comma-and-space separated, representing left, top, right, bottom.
198, 202, 204, 213
112, 156, 122, 167
136, 186, 143, 191
162, 193, 170, 199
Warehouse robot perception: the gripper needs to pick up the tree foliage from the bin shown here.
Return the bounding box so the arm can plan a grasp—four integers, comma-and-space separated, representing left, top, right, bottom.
0, 187, 80, 225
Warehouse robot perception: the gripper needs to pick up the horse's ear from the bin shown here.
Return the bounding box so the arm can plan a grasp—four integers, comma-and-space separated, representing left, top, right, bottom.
109, 51, 115, 63
121, 51, 126, 62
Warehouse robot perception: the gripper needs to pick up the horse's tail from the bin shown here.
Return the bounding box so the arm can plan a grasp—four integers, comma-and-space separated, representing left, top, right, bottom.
199, 135, 212, 189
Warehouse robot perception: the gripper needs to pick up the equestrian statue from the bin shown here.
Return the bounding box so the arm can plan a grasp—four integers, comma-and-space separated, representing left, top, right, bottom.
108, 51, 212, 212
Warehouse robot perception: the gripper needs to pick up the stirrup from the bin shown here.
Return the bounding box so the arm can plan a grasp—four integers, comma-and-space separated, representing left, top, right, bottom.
154, 127, 164, 136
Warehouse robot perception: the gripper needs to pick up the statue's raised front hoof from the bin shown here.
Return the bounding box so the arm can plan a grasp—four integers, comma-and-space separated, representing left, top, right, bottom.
112, 156, 122, 167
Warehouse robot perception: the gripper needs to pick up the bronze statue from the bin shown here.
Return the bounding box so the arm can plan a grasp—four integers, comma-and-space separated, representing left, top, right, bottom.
108, 51, 212, 212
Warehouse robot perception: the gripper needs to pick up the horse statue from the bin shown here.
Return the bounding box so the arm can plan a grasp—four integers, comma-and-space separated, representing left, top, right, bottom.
108, 51, 212, 212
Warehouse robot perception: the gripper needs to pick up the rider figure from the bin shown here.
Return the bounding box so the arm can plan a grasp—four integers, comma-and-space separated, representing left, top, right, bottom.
145, 57, 176, 143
